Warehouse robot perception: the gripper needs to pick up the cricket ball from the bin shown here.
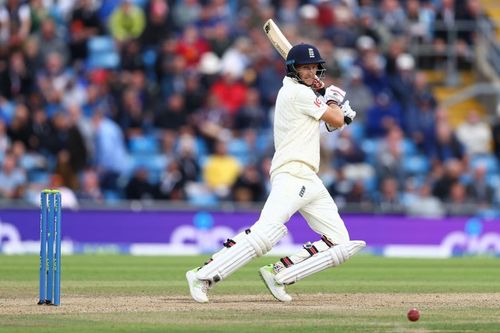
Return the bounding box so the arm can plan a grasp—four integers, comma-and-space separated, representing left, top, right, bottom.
407, 308, 420, 322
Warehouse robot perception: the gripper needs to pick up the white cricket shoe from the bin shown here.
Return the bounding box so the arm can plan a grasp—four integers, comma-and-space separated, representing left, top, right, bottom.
186, 268, 210, 303
259, 264, 292, 302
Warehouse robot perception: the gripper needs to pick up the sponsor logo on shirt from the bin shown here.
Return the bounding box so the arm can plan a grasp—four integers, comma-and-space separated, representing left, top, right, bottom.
314, 97, 322, 107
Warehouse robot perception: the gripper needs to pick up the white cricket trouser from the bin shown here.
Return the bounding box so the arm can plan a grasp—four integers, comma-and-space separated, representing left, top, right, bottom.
256, 161, 349, 244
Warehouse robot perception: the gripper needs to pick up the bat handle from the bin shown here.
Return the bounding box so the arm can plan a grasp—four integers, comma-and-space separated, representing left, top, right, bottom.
344, 116, 352, 125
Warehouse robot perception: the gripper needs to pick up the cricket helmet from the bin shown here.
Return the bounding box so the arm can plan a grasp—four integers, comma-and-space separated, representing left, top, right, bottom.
286, 43, 326, 80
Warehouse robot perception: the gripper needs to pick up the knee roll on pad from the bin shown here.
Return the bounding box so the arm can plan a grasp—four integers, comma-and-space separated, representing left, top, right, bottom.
196, 223, 287, 282
275, 240, 365, 285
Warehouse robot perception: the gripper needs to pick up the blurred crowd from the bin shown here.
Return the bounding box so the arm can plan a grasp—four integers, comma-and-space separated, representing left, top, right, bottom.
0, 0, 499, 217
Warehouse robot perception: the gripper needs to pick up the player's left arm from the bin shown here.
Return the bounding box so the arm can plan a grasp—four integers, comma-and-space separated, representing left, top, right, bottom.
321, 84, 357, 131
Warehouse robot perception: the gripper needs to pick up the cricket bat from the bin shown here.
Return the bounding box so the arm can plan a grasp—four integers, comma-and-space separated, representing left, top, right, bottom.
262, 19, 351, 124
263, 19, 292, 60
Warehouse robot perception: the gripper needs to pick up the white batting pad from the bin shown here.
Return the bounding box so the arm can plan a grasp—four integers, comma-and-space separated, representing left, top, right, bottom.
275, 240, 365, 285
196, 223, 287, 282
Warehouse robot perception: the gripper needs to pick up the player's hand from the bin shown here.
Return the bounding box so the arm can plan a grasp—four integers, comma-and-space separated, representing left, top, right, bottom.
324, 84, 346, 106
311, 76, 325, 92
341, 100, 356, 124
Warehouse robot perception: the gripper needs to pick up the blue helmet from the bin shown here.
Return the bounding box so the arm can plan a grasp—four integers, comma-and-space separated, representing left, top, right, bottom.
286, 43, 326, 80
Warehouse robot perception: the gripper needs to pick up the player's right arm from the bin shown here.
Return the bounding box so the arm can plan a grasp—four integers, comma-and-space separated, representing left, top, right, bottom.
320, 104, 345, 129
321, 84, 347, 129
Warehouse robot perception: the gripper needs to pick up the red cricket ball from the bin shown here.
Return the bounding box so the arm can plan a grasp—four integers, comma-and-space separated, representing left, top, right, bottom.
407, 308, 420, 322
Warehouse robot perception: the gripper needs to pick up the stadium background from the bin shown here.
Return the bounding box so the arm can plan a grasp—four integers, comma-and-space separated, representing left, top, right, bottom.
0, 0, 499, 257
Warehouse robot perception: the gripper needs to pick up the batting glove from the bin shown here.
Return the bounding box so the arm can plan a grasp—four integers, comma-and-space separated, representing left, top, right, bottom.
323, 84, 346, 106
341, 100, 356, 124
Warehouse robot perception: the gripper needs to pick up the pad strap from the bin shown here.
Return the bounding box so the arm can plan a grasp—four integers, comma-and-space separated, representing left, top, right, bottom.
196, 223, 288, 282
275, 241, 366, 285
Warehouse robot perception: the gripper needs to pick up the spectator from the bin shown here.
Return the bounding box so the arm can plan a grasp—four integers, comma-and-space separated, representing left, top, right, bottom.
154, 93, 187, 130
380, 0, 407, 36
202, 140, 241, 199
30, 107, 52, 155
48, 173, 79, 210
432, 120, 465, 163
231, 163, 265, 202
375, 176, 404, 212
432, 0, 473, 69
296, 4, 322, 42
0, 119, 10, 156
35, 18, 69, 67
36, 52, 74, 112
91, 108, 129, 191
432, 158, 464, 201
355, 10, 391, 49
344, 66, 374, 121
176, 131, 201, 183
7, 103, 32, 149
117, 87, 148, 137
405, 0, 433, 44
345, 179, 372, 208
466, 163, 496, 206
446, 182, 476, 215
108, 0, 146, 43
0, 151, 26, 199
389, 53, 417, 134
255, 56, 283, 111
455, 109, 492, 156
175, 25, 210, 69
493, 109, 500, 161
206, 22, 233, 58
407, 72, 437, 155
365, 92, 403, 138
125, 167, 156, 200
77, 168, 104, 203
68, 0, 103, 62
210, 68, 248, 117
0, 50, 34, 100
119, 39, 145, 71
0, 0, 31, 48
140, 0, 173, 48
219, 37, 252, 81
157, 160, 186, 200
159, 54, 188, 98
172, 0, 202, 31
405, 182, 445, 218
374, 126, 406, 186
183, 71, 207, 115
234, 88, 266, 131
332, 125, 366, 169
194, 94, 231, 150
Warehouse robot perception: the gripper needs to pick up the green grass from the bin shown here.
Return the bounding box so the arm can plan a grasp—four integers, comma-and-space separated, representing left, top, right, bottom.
1, 255, 499, 332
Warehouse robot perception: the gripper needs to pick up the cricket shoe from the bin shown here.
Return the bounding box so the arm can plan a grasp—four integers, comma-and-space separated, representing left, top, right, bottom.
259, 264, 292, 302
186, 268, 210, 303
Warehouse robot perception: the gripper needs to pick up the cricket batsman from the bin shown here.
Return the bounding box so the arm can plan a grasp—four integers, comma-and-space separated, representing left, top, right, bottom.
186, 43, 365, 303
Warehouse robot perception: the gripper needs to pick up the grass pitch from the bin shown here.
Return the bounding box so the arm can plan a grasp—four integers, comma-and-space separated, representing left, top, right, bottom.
0, 255, 499, 332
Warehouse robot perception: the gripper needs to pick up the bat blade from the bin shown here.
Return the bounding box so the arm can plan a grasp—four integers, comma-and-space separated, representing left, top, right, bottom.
263, 19, 292, 59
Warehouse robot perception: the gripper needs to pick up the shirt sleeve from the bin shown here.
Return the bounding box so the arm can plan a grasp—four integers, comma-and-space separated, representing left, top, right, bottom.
294, 85, 328, 120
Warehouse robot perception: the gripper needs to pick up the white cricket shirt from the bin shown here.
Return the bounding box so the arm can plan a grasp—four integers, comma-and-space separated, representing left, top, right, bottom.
270, 76, 328, 175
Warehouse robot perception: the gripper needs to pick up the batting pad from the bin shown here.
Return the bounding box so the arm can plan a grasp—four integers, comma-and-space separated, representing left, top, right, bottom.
275, 240, 365, 285
196, 223, 287, 282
